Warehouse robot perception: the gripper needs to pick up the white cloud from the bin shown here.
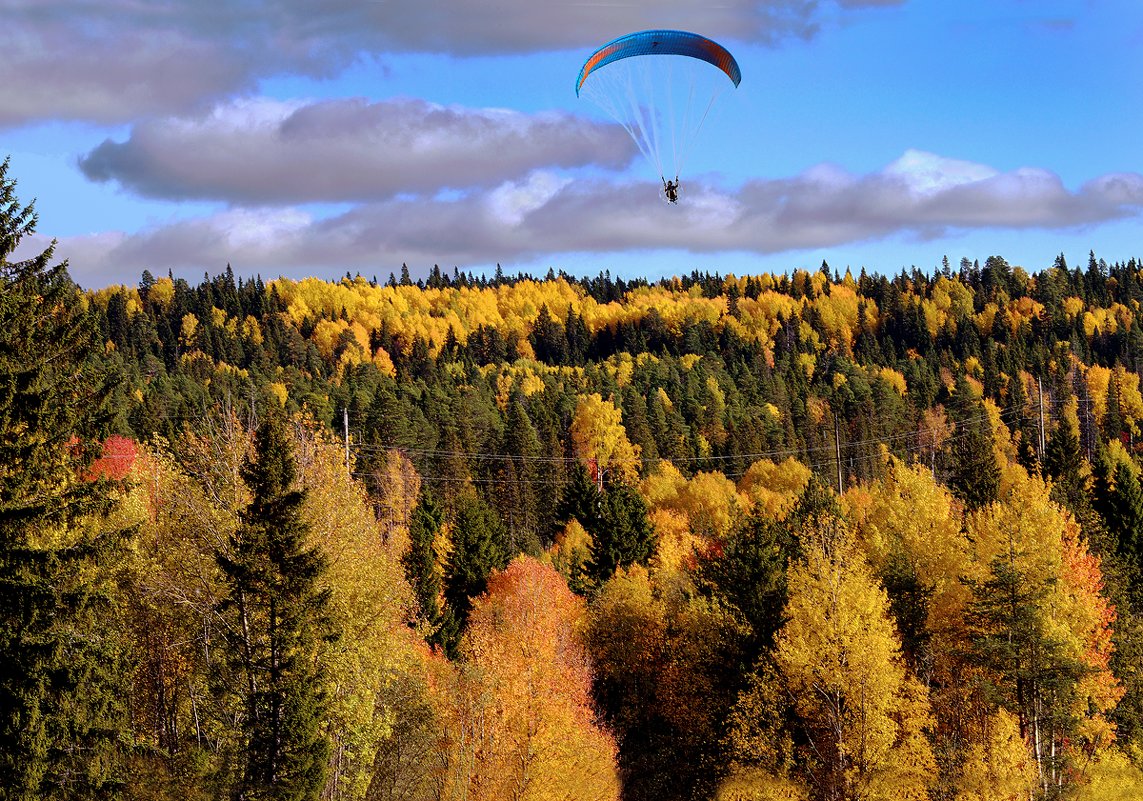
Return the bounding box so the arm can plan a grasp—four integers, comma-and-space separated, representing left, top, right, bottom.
26, 152, 1143, 288
487, 172, 573, 226
885, 149, 998, 196
78, 97, 636, 202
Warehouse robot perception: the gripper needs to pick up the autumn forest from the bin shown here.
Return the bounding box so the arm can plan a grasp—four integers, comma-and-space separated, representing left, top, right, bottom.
7, 156, 1143, 801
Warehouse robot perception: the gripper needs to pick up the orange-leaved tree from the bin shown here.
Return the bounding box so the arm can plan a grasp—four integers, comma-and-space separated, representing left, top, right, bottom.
460, 556, 620, 801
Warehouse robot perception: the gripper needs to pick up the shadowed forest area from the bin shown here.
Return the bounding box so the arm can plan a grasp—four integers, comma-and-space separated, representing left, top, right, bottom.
8, 158, 1143, 800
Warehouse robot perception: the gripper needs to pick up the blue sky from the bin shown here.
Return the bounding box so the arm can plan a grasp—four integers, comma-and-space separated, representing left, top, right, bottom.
5, 0, 1143, 289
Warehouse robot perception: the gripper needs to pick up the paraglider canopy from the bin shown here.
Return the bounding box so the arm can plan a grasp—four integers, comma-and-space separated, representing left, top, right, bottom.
576, 30, 741, 198
576, 30, 741, 97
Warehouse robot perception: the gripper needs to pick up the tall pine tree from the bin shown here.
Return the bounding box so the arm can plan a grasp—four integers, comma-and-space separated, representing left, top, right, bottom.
589, 478, 656, 585
216, 416, 337, 801
440, 492, 509, 653
950, 410, 1001, 511
496, 394, 542, 554
403, 492, 445, 634
0, 157, 129, 801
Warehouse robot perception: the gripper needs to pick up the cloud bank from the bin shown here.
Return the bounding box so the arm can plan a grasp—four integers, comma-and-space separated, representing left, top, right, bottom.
30, 151, 1143, 287
2, 0, 902, 126
78, 98, 636, 202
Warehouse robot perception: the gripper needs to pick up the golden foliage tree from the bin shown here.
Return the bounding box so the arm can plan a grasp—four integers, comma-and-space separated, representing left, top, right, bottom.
953, 709, 1036, 801
737, 458, 812, 521
844, 456, 970, 679
774, 519, 935, 801
458, 557, 620, 801
569, 393, 641, 488
291, 421, 428, 801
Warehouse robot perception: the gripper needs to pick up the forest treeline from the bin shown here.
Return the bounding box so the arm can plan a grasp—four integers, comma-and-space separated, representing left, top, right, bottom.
7, 155, 1143, 800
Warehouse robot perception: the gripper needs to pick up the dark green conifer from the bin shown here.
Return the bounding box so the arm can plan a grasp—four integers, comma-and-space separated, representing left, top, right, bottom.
949, 407, 1001, 511
403, 492, 444, 631
880, 551, 935, 677
528, 304, 567, 365
1043, 422, 1105, 543
588, 478, 656, 584
620, 389, 658, 463
556, 464, 605, 541
216, 416, 337, 801
0, 158, 130, 801
497, 395, 542, 554
527, 391, 569, 547
565, 306, 589, 365
441, 492, 508, 642
554, 463, 663, 589
1045, 422, 1084, 489
1104, 463, 1143, 579
697, 509, 795, 664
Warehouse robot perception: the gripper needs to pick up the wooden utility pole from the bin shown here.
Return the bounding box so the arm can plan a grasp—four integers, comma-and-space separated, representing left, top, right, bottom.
344, 407, 350, 472
1038, 377, 1046, 457
834, 415, 843, 495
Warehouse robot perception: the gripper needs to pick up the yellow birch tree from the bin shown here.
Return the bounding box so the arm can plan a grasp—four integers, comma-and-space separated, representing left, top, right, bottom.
569, 393, 641, 488
774, 519, 935, 801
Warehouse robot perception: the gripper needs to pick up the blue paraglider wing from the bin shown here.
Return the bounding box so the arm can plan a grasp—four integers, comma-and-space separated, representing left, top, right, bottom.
576, 30, 741, 96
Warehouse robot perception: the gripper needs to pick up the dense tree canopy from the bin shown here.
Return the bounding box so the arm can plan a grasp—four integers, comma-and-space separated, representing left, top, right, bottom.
9, 155, 1143, 799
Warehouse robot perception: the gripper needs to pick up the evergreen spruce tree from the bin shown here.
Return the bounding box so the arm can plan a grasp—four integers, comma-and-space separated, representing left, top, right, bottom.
216, 416, 337, 801
1043, 422, 1111, 548
697, 509, 795, 664
356, 378, 418, 515
441, 492, 509, 643
565, 307, 589, 365
497, 395, 542, 554
528, 304, 567, 364
403, 492, 445, 632
588, 478, 656, 585
363, 378, 415, 451
1103, 463, 1143, 584
528, 392, 569, 547
555, 464, 656, 586
1044, 422, 1084, 494
879, 551, 935, 677
0, 158, 130, 801
949, 412, 1001, 511
1085, 455, 1143, 745
555, 464, 605, 542
620, 389, 658, 463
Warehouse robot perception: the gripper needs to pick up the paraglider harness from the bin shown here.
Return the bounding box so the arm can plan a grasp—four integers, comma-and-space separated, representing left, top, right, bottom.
663, 176, 679, 204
